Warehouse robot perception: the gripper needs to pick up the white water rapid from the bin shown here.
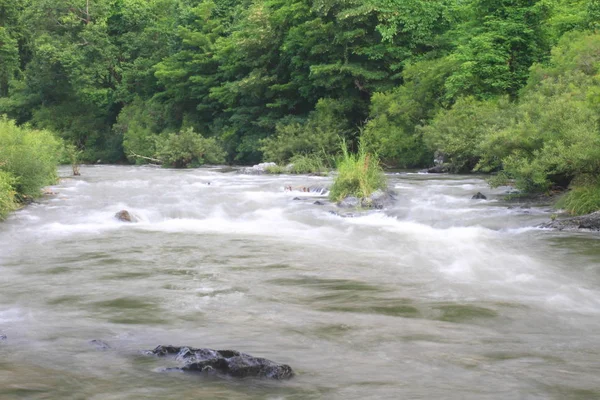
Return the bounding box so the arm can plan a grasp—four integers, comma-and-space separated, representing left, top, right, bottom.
0, 165, 599, 399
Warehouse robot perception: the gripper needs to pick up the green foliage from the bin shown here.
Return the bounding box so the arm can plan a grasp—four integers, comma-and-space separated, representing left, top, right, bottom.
154, 128, 225, 168
62, 143, 82, 176
260, 98, 347, 163
0, 170, 17, 220
0, 116, 61, 199
264, 164, 287, 174
288, 154, 330, 174
445, 0, 551, 100
556, 177, 600, 215
329, 142, 386, 202
480, 32, 600, 192
115, 98, 172, 164
0, 0, 598, 176
421, 96, 513, 173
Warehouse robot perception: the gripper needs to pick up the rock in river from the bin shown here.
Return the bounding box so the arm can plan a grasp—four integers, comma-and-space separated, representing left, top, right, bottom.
540, 211, 600, 231
337, 190, 397, 209
114, 210, 137, 223
239, 162, 277, 175
472, 192, 487, 200
148, 345, 294, 380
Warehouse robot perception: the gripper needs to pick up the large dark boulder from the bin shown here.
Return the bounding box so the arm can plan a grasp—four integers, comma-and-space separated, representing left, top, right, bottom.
539, 211, 600, 231
472, 192, 487, 200
148, 345, 294, 380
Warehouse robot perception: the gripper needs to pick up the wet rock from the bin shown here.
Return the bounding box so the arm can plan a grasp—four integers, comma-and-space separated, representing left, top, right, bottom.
328, 211, 357, 218
0, 334, 7, 341
148, 345, 294, 380
239, 163, 277, 175
89, 339, 111, 351
472, 192, 487, 200
114, 210, 137, 223
338, 196, 360, 208
338, 190, 396, 209
539, 211, 600, 231
293, 197, 302, 201
362, 190, 397, 209
313, 201, 325, 206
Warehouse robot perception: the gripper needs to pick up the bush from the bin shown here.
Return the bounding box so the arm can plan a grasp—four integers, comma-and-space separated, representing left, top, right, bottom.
0, 116, 62, 199
116, 98, 172, 164
288, 154, 330, 175
260, 98, 347, 163
0, 171, 17, 220
154, 128, 225, 168
556, 177, 600, 215
362, 57, 457, 168
329, 142, 386, 202
421, 96, 513, 173
479, 32, 600, 193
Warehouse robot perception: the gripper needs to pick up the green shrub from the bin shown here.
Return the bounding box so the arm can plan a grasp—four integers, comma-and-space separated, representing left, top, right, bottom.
154, 128, 225, 168
264, 164, 286, 174
421, 96, 513, 173
329, 142, 386, 202
260, 98, 347, 163
288, 154, 330, 175
0, 171, 17, 220
0, 116, 62, 199
116, 98, 171, 164
479, 32, 600, 193
556, 177, 600, 215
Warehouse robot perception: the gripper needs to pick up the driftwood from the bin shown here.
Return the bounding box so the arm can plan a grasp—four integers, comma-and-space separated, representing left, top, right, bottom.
129, 152, 163, 164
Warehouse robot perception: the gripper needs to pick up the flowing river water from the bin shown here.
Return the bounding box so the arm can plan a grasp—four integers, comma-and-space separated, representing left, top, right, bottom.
1, 165, 599, 400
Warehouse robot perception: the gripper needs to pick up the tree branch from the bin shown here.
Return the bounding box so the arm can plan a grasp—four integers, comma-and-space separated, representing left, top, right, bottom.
129, 152, 163, 164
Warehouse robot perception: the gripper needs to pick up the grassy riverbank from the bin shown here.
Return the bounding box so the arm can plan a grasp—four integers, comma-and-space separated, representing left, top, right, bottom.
0, 117, 62, 219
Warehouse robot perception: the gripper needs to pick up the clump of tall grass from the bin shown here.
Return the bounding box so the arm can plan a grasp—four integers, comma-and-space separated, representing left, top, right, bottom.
329, 142, 386, 202
0, 170, 17, 220
556, 177, 600, 215
0, 116, 62, 200
264, 164, 287, 174
288, 154, 330, 175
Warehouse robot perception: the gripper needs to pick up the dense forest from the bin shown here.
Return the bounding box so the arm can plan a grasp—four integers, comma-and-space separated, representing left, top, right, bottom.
1, 0, 600, 214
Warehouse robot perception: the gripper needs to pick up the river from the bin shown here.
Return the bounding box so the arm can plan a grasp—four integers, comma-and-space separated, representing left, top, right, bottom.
1, 165, 599, 399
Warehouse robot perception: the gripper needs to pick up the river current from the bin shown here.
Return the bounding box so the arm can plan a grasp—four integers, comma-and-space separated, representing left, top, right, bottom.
1, 165, 599, 399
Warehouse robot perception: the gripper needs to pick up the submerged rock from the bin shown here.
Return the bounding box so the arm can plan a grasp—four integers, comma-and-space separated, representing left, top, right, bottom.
148, 345, 294, 380
89, 339, 111, 351
328, 211, 357, 218
114, 210, 137, 223
539, 211, 600, 231
472, 192, 487, 200
313, 201, 325, 206
0, 333, 6, 341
